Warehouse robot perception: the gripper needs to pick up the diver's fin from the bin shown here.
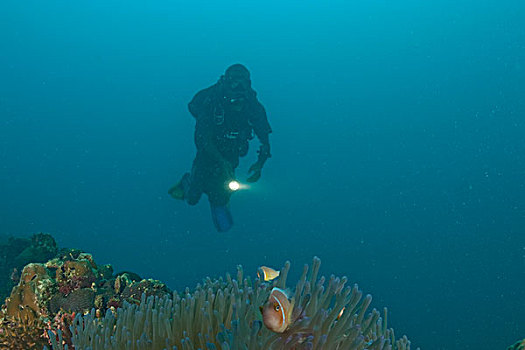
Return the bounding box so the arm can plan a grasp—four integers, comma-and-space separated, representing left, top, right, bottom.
210, 204, 234, 232
168, 173, 190, 200
168, 183, 184, 200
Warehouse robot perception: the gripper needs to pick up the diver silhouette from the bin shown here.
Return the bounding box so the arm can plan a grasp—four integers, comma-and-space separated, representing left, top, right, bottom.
169, 64, 272, 232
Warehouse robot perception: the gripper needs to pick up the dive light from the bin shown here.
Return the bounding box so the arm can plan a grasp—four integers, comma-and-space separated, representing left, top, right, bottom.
228, 180, 241, 191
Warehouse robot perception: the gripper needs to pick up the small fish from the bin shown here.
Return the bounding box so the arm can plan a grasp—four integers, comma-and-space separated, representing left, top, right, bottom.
257, 266, 280, 281
260, 287, 295, 333
337, 307, 345, 320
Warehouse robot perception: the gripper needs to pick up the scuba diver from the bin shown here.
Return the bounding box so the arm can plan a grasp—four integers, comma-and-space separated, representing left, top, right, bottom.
168, 64, 272, 232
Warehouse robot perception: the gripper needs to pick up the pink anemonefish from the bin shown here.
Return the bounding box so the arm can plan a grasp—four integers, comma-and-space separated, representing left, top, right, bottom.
337, 306, 345, 320
260, 287, 295, 333
257, 266, 280, 281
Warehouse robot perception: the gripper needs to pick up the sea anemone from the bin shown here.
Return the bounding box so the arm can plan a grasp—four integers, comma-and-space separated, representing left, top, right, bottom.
59, 257, 414, 350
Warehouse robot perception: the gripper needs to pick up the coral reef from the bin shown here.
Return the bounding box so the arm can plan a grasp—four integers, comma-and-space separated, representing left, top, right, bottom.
60, 257, 414, 350
0, 312, 49, 350
2, 234, 416, 349
55, 258, 97, 296
0, 237, 171, 349
0, 233, 58, 302
15, 233, 58, 268
50, 288, 95, 314
5, 262, 56, 321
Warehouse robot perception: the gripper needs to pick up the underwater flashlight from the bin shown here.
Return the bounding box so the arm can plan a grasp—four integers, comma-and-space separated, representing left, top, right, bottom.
228, 181, 241, 191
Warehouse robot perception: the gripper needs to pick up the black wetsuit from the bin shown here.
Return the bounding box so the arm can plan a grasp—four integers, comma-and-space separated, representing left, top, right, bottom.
184, 82, 272, 206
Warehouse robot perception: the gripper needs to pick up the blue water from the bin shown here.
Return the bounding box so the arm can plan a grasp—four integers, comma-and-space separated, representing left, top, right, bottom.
1, 1, 524, 349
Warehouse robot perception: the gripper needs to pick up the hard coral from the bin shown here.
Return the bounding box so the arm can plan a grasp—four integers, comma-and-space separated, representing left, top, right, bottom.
14, 233, 58, 268
0, 232, 58, 302
5, 263, 56, 320
0, 311, 48, 350
56, 259, 96, 296
120, 277, 170, 303
49, 288, 95, 314
3, 243, 173, 349
45, 310, 77, 349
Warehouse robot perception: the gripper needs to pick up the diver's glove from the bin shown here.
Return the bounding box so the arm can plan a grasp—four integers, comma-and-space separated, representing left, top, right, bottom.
247, 161, 263, 183
247, 144, 271, 183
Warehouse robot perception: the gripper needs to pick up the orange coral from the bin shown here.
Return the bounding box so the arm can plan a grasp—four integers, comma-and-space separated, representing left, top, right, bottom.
0, 311, 48, 349
5, 263, 55, 320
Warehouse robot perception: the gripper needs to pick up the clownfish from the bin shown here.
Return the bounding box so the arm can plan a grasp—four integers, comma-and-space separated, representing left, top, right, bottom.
260, 287, 295, 333
257, 266, 280, 281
